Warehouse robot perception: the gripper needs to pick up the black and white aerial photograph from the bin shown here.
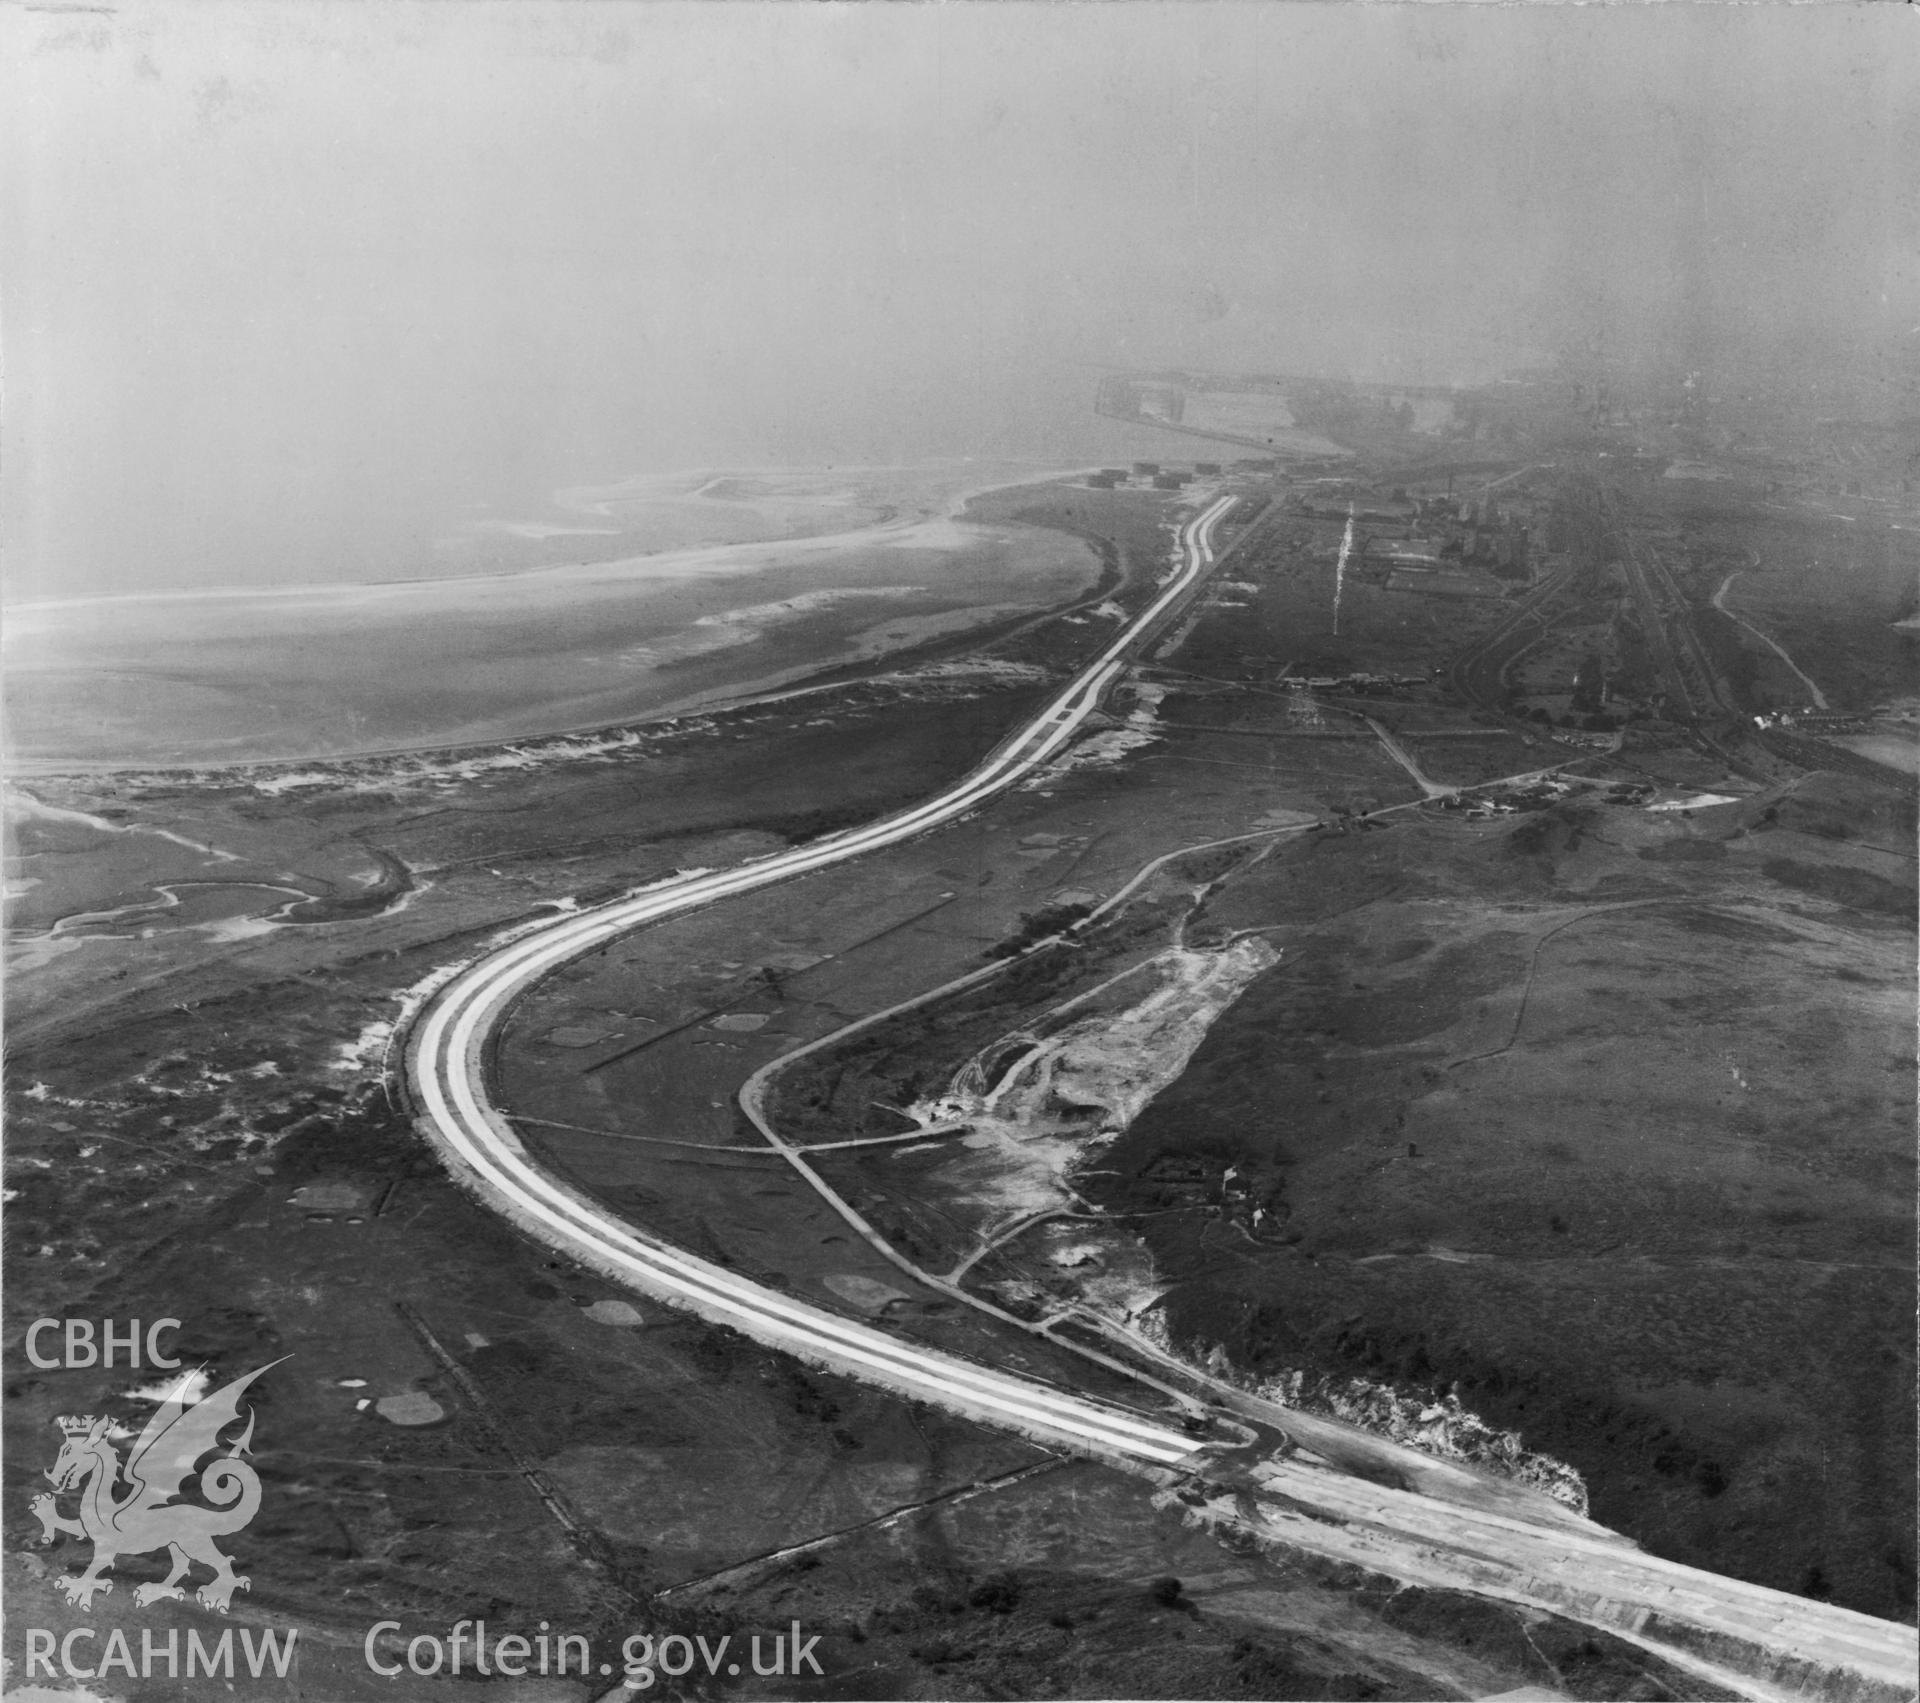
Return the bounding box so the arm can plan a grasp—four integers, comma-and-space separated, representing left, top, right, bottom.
3, 3, 1916, 1699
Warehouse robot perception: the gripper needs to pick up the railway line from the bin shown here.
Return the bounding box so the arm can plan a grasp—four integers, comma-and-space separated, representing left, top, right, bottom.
399, 486, 1917, 1702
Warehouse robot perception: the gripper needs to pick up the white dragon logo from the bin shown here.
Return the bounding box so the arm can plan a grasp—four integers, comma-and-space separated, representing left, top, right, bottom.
31, 1358, 284, 1612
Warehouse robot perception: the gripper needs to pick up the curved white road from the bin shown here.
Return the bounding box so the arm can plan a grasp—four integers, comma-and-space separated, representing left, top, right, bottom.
404, 488, 1919, 1701
406, 496, 1240, 1468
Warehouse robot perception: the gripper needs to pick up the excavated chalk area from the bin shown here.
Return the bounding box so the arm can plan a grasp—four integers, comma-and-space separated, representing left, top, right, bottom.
900, 939, 1277, 1237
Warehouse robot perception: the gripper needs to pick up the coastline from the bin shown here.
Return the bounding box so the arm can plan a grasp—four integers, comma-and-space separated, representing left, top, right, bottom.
5, 466, 1116, 775
5, 461, 1099, 617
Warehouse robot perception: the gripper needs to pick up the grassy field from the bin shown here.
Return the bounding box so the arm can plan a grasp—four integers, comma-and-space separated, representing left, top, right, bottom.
8, 468, 1912, 1682
1086, 773, 1916, 1620
724, 496, 1917, 1624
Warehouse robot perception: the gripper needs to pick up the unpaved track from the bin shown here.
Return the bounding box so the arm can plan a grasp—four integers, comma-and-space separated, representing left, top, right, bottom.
405, 496, 1239, 1469
402, 490, 1918, 1702
1714, 568, 1831, 709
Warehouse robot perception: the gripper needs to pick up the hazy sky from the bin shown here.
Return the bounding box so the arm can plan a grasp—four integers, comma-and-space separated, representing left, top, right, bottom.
5, 2, 1914, 598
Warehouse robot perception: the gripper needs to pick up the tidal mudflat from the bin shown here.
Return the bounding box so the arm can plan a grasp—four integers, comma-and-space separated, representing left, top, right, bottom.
5, 464, 1102, 767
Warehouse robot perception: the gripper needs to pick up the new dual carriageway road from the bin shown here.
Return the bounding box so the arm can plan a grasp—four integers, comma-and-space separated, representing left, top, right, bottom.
407, 494, 1240, 1468
402, 489, 1917, 1703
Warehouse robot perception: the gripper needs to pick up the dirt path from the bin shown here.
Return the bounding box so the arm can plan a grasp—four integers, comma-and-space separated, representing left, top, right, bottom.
1713, 569, 1831, 708
1363, 716, 1450, 798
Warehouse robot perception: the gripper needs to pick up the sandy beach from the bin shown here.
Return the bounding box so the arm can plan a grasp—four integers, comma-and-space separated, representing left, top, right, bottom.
4, 463, 1106, 768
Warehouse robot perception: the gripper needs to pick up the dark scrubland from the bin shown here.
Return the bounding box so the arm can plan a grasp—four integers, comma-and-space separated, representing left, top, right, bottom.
1661, 493, 1918, 712
708, 1517, 1730, 1700
755, 477, 1918, 1630
10, 480, 1642, 1699
4, 669, 1059, 1051
1079, 770, 1917, 1622
8, 466, 1915, 1694
757, 725, 1917, 1622
4, 723, 1706, 1701
1, 499, 1140, 1680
